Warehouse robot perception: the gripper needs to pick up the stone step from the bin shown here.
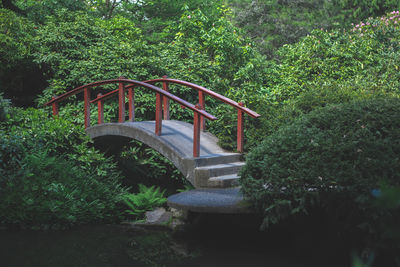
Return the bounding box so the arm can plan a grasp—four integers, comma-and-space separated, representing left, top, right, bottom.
207, 174, 240, 188
167, 187, 254, 214
195, 161, 245, 177
194, 162, 245, 187
193, 153, 243, 167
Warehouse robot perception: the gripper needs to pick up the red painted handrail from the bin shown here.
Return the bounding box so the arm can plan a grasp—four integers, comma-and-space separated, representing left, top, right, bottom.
90, 77, 260, 152
91, 78, 260, 118
44, 78, 216, 157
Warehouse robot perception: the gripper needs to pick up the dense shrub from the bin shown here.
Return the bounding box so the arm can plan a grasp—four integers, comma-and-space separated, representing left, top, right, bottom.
240, 98, 400, 255
0, 150, 125, 227
261, 80, 395, 138
0, 108, 126, 228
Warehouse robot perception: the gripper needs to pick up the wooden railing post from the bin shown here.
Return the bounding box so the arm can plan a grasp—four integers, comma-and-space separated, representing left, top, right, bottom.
198, 91, 205, 131
155, 92, 162, 136
128, 87, 135, 122
84, 87, 91, 128
97, 93, 104, 124
237, 101, 244, 153
118, 77, 125, 123
51, 96, 59, 116
162, 75, 170, 120
193, 105, 201, 157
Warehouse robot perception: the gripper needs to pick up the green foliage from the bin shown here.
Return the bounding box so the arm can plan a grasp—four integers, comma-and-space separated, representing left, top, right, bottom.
2, 108, 120, 179
230, 0, 335, 57
229, 0, 400, 57
242, 11, 400, 149
0, 150, 124, 226
122, 184, 167, 219
0, 8, 46, 106
336, 0, 400, 24
0, 8, 33, 69
272, 17, 400, 103
0, 131, 25, 178
119, 140, 185, 186
33, 9, 148, 103
0, 107, 126, 227
0, 93, 10, 121
117, 0, 223, 43
240, 98, 400, 254
15, 0, 88, 24
262, 81, 393, 139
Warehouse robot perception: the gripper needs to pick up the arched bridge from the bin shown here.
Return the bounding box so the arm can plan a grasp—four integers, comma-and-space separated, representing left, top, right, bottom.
45, 77, 260, 190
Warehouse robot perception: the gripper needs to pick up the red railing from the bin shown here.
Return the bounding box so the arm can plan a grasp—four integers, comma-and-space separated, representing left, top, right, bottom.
44, 77, 217, 157
90, 76, 260, 153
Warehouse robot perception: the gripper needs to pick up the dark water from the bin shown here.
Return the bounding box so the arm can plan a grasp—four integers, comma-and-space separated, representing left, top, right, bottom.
0, 213, 350, 267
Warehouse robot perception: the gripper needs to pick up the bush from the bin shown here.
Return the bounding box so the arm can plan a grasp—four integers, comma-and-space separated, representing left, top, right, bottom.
0, 150, 124, 227
0, 107, 127, 228
261, 80, 394, 137
240, 98, 400, 254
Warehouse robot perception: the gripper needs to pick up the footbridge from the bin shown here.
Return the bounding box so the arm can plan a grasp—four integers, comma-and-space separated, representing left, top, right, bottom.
45, 77, 260, 213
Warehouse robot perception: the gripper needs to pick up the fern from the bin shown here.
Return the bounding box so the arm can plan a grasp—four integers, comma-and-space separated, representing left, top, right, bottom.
122, 184, 167, 219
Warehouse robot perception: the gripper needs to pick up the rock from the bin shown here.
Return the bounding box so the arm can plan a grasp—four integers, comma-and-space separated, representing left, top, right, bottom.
145, 207, 172, 225
121, 207, 189, 231
170, 208, 188, 220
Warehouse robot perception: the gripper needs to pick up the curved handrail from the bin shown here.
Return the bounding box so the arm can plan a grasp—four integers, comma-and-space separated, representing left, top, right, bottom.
146, 78, 260, 118
44, 78, 217, 157
45, 77, 260, 154
90, 78, 260, 118
88, 77, 260, 152
44, 78, 216, 121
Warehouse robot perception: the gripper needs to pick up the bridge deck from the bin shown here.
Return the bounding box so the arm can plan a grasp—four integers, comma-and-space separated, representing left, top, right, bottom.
87, 120, 228, 158
124, 120, 227, 157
